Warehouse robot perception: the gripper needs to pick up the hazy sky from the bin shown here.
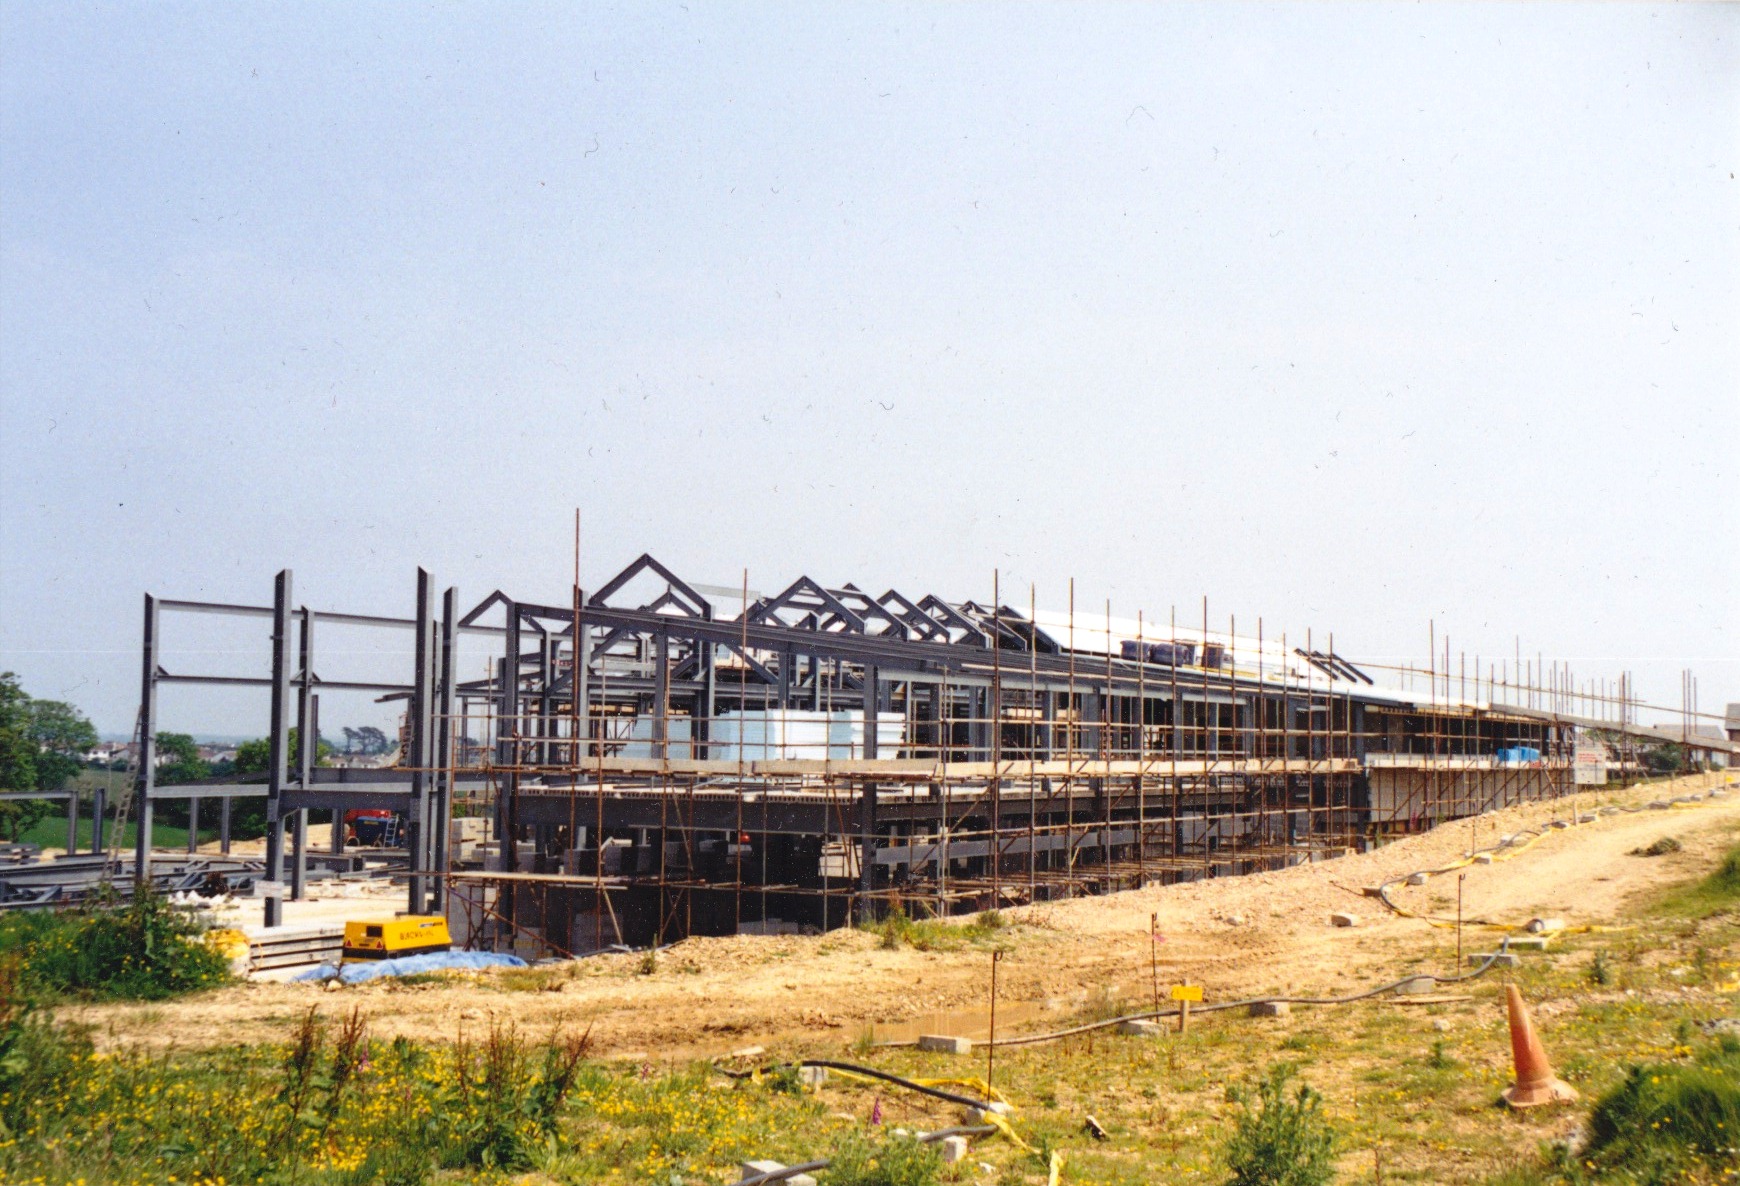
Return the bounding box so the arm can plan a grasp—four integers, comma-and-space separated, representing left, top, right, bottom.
2, 3, 1736, 737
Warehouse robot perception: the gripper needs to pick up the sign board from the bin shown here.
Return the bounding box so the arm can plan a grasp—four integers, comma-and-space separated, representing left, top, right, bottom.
1573, 743, 1607, 786
1170, 984, 1203, 1002
252, 880, 285, 899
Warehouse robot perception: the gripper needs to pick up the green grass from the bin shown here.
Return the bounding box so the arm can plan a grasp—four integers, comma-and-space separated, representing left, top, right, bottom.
863, 905, 1011, 951
1651, 841, 1740, 920
17, 814, 205, 852
1576, 1038, 1740, 1181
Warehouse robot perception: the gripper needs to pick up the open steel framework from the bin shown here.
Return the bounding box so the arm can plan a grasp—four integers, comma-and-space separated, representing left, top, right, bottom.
122, 554, 1737, 949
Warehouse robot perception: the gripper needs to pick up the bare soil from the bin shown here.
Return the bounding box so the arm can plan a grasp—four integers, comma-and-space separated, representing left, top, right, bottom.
64, 774, 1738, 1063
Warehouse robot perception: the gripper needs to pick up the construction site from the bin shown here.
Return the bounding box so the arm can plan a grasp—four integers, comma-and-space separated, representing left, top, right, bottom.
17, 551, 1724, 971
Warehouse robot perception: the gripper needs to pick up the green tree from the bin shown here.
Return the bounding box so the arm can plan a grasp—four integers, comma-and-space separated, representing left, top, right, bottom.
233, 729, 329, 777
1642, 741, 1691, 776
27, 698, 97, 792
0, 673, 44, 841
0, 674, 37, 793
153, 732, 209, 786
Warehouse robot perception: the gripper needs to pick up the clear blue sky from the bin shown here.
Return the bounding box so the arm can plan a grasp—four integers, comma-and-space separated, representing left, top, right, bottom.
2, 2, 1735, 737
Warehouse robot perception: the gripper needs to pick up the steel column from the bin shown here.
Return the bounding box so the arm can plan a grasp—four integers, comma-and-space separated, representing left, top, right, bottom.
431, 586, 457, 913
262, 570, 292, 927
407, 568, 433, 914
291, 608, 316, 899
133, 594, 159, 889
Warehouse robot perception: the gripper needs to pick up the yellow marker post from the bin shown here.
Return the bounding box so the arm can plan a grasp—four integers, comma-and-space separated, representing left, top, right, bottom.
1171, 984, 1202, 1033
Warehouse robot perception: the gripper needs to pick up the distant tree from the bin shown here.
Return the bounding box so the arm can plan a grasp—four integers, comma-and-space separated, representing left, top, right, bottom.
0, 673, 45, 840
341, 725, 391, 756
27, 698, 97, 792
233, 729, 329, 777
232, 736, 267, 776
153, 731, 209, 786
0, 674, 37, 793
1641, 741, 1691, 776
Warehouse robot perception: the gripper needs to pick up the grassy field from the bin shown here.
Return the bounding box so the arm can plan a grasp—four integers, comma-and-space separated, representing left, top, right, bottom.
18, 814, 200, 853
5, 799, 1736, 1185
16, 768, 218, 851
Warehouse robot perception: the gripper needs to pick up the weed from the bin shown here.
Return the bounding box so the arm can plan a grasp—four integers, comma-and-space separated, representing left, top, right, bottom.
1588, 948, 1611, 986
863, 904, 1011, 952
0, 888, 230, 1001
0, 960, 92, 1138
827, 1129, 943, 1186
1632, 836, 1682, 857
1580, 1040, 1740, 1179
1222, 1063, 1337, 1186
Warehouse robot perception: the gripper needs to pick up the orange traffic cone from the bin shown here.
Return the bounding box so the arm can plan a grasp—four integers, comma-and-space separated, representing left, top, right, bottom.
1501, 984, 1577, 1108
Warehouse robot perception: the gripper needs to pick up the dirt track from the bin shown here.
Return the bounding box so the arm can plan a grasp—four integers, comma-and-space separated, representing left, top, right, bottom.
65, 774, 1739, 1059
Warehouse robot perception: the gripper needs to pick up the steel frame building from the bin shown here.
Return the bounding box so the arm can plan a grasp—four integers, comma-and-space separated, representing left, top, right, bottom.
119, 553, 1730, 953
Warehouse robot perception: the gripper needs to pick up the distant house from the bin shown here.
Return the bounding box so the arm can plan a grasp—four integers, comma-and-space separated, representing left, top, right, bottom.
1728, 703, 1740, 748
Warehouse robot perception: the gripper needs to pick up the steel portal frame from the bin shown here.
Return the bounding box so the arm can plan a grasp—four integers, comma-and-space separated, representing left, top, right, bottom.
121, 552, 1713, 947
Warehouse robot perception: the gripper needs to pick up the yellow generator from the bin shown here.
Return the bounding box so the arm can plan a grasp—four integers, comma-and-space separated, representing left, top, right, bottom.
342, 915, 453, 961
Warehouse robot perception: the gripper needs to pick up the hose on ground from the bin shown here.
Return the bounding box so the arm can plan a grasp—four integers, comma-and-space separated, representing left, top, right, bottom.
737, 1159, 831, 1185
795, 1060, 995, 1109
732, 1128, 997, 1186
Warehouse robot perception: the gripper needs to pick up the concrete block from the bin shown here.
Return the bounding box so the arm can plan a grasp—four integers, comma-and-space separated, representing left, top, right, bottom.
1406, 872, 1429, 887
1473, 853, 1494, 865
1509, 935, 1552, 951
1116, 1019, 1165, 1037
1330, 912, 1360, 928
938, 1135, 969, 1164
918, 1034, 972, 1055
1470, 952, 1521, 968
1527, 917, 1566, 934
1647, 800, 1671, 811
1395, 976, 1437, 995
740, 1162, 815, 1186
798, 1065, 828, 1088
1249, 1001, 1291, 1017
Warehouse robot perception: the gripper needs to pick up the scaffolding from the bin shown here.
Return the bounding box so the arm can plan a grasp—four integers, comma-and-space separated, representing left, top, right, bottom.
119, 552, 1737, 949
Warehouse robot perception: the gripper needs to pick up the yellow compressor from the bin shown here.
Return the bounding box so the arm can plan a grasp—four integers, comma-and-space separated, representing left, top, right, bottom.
342, 915, 453, 961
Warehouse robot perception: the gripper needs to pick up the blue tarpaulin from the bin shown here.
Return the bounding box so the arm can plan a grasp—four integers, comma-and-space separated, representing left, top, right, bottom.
293, 950, 528, 984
